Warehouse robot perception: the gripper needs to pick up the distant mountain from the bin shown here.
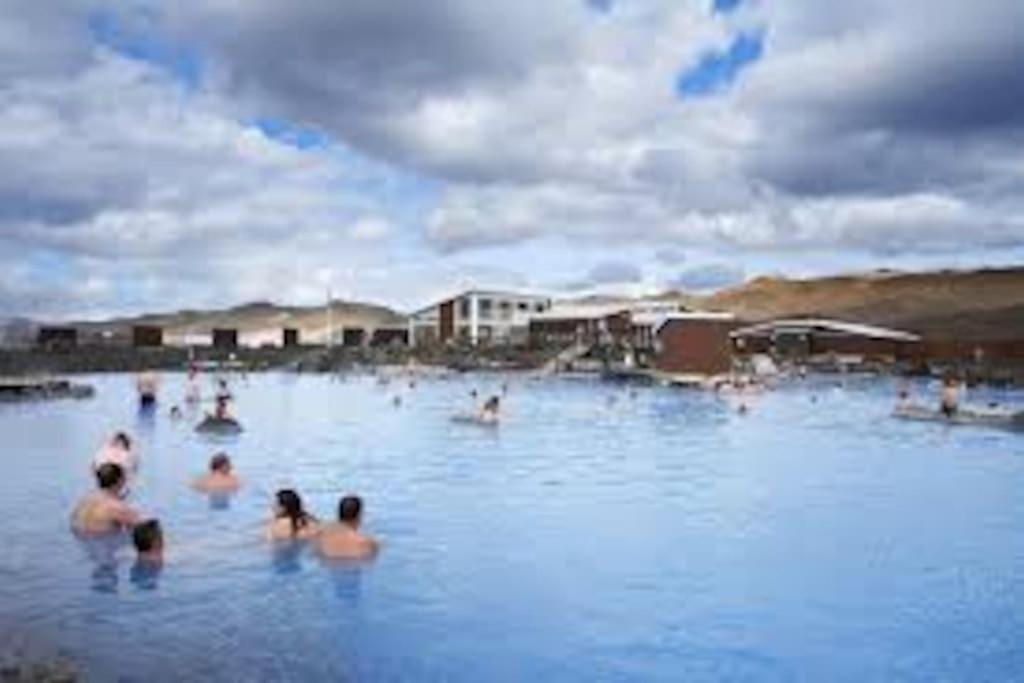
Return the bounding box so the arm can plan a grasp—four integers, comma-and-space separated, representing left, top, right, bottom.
70, 300, 407, 345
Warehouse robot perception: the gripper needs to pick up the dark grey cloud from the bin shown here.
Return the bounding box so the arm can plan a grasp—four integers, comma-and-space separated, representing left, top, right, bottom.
655, 248, 686, 266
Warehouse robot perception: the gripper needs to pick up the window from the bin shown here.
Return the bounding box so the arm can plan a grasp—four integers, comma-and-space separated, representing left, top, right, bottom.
518, 302, 529, 311
535, 303, 545, 313
459, 298, 471, 319
479, 298, 493, 319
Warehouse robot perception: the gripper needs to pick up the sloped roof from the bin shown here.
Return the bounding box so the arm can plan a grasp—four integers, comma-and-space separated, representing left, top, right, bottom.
730, 318, 920, 342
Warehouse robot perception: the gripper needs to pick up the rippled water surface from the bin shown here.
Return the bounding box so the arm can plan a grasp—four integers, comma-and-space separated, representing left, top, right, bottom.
2, 372, 1024, 682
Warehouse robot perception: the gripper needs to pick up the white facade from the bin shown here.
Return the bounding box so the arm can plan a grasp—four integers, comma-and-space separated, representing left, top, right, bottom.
410, 290, 552, 346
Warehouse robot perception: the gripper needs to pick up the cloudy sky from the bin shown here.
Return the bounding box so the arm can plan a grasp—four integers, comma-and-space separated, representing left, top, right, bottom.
2, 0, 1022, 319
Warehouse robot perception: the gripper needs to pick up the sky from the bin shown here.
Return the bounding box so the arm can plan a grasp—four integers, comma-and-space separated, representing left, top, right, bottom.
0, 0, 1022, 319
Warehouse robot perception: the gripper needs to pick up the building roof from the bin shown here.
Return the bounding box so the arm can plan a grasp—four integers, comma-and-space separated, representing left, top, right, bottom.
634, 311, 736, 332
730, 318, 921, 342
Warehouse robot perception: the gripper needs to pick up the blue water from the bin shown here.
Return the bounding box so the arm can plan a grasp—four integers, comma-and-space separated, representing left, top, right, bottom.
1, 372, 1024, 682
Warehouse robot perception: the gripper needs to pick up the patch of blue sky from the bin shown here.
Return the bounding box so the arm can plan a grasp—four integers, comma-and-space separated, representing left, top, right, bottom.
251, 117, 330, 150
25, 250, 76, 283
712, 0, 743, 14
87, 10, 201, 90
676, 31, 763, 97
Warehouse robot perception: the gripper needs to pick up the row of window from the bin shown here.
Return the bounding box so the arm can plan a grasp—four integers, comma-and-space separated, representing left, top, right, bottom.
458, 298, 548, 320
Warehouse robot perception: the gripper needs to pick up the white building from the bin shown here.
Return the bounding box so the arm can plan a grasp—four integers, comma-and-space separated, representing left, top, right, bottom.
409, 290, 552, 346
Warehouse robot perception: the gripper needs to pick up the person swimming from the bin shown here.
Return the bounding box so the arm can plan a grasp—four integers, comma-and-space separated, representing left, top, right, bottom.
70, 463, 140, 535
314, 495, 379, 560
265, 489, 319, 541
169, 405, 182, 420
92, 432, 137, 473
192, 453, 240, 494
477, 395, 501, 424
211, 394, 232, 420
215, 378, 232, 402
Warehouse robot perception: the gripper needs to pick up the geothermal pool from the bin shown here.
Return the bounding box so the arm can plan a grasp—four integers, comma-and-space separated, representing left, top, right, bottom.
1, 372, 1023, 681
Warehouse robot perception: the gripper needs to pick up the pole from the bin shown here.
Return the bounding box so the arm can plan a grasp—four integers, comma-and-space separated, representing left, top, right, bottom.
326, 288, 333, 349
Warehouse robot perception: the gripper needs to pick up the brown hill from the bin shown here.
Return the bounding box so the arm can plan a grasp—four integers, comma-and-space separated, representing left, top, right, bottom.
699, 267, 1024, 340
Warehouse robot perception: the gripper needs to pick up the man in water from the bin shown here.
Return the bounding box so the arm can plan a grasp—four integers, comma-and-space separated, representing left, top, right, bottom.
132, 519, 164, 565
70, 463, 140, 534
92, 432, 137, 473
315, 496, 378, 560
136, 370, 159, 409
130, 519, 164, 589
192, 453, 241, 494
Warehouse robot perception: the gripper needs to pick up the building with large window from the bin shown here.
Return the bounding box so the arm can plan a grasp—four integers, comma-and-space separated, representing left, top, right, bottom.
409, 290, 552, 346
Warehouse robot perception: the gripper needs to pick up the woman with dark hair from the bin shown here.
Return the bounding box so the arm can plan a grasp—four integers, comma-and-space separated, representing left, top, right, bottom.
265, 489, 319, 541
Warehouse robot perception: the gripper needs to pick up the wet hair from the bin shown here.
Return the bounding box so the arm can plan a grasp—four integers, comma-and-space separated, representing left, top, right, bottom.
275, 489, 313, 535
96, 463, 125, 491
210, 453, 231, 473
338, 495, 362, 524
113, 432, 132, 450
132, 519, 162, 554
484, 396, 500, 411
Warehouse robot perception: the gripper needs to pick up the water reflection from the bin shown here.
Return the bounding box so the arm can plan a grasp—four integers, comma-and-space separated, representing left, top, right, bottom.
75, 533, 128, 594
129, 560, 163, 591
208, 493, 233, 511
323, 561, 368, 608
270, 541, 305, 575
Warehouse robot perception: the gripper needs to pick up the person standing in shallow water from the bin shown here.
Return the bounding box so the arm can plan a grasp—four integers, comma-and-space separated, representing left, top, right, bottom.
136, 370, 159, 409
315, 496, 379, 560
265, 489, 319, 541
70, 463, 140, 535
940, 375, 960, 417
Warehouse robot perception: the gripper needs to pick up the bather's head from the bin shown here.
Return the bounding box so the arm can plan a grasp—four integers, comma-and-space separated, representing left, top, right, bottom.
484, 396, 500, 412
112, 432, 132, 451
275, 489, 311, 534
210, 453, 232, 474
96, 463, 126, 493
338, 495, 363, 528
132, 519, 163, 559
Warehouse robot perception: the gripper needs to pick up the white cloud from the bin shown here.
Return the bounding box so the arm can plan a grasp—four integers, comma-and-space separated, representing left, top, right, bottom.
0, 0, 1021, 317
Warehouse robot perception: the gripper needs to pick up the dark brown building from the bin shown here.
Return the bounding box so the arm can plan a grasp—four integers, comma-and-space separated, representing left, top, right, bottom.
132, 325, 163, 348
652, 314, 739, 375
37, 327, 78, 351
212, 328, 239, 350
